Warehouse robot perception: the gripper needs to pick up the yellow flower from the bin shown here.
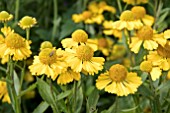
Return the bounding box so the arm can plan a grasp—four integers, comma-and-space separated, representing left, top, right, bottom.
1, 26, 14, 37
142, 48, 170, 81
123, 0, 148, 5
112, 10, 143, 30
61, 29, 98, 51
131, 6, 154, 26
97, 37, 114, 56
98, 1, 116, 14
0, 32, 32, 61
88, 1, 116, 14
0, 11, 13, 23
40, 41, 53, 50
164, 29, 170, 39
24, 71, 34, 83
96, 64, 142, 96
72, 14, 83, 23
65, 45, 105, 75
103, 21, 122, 38
0, 81, 10, 103
130, 26, 166, 53
57, 67, 81, 85
107, 44, 126, 60
29, 48, 67, 80
18, 16, 37, 29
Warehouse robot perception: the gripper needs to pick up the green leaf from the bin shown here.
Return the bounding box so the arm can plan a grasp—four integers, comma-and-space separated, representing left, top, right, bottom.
156, 80, 170, 91
37, 78, 56, 105
74, 81, 84, 113
138, 84, 153, 100
101, 102, 116, 113
156, 12, 169, 26
35, 29, 51, 41
59, 20, 83, 40
56, 90, 72, 101
32, 101, 49, 113
13, 70, 20, 96
86, 88, 99, 113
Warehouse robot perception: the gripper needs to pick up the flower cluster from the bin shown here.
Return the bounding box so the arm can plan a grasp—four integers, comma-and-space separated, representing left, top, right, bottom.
72, 1, 116, 24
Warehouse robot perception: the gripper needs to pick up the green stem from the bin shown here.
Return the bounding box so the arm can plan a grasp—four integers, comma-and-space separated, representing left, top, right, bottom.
114, 96, 119, 113
72, 81, 77, 113
117, 0, 122, 13
20, 61, 26, 92
15, 0, 20, 22
148, 74, 162, 113
51, 0, 58, 42
133, 95, 142, 113
26, 28, 30, 40
0, 66, 6, 72
7, 58, 21, 113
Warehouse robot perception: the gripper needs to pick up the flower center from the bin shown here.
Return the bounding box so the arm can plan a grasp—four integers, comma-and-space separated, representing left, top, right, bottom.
137, 26, 153, 40
131, 6, 146, 19
0, 11, 10, 19
140, 61, 152, 72
82, 11, 92, 19
39, 48, 57, 65
157, 44, 170, 58
40, 41, 53, 50
120, 10, 135, 21
72, 29, 88, 43
109, 64, 127, 82
20, 16, 35, 26
76, 45, 94, 61
98, 38, 108, 48
5, 33, 25, 48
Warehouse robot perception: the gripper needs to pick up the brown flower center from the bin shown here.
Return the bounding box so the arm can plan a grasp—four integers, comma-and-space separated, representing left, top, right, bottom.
39, 48, 57, 65
157, 44, 170, 58
72, 29, 88, 43
120, 10, 135, 21
131, 6, 146, 19
5, 33, 25, 48
109, 64, 127, 82
98, 38, 108, 48
137, 26, 153, 40
76, 45, 94, 61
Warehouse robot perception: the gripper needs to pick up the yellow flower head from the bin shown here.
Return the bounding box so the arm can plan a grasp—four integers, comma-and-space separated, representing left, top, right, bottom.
65, 45, 105, 75
164, 29, 170, 39
103, 21, 122, 38
18, 16, 37, 29
157, 44, 170, 58
146, 51, 170, 81
72, 14, 83, 23
72, 29, 88, 43
29, 48, 67, 80
76, 45, 94, 61
0, 81, 10, 103
130, 26, 166, 53
96, 64, 142, 96
24, 71, 34, 83
140, 61, 152, 72
81, 11, 93, 20
123, 0, 148, 5
131, 6, 146, 19
97, 37, 114, 56
57, 67, 81, 85
0, 11, 13, 23
112, 10, 143, 30
108, 44, 126, 60
131, 6, 154, 26
0, 32, 32, 61
1, 26, 14, 37
40, 41, 53, 50
61, 29, 98, 50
